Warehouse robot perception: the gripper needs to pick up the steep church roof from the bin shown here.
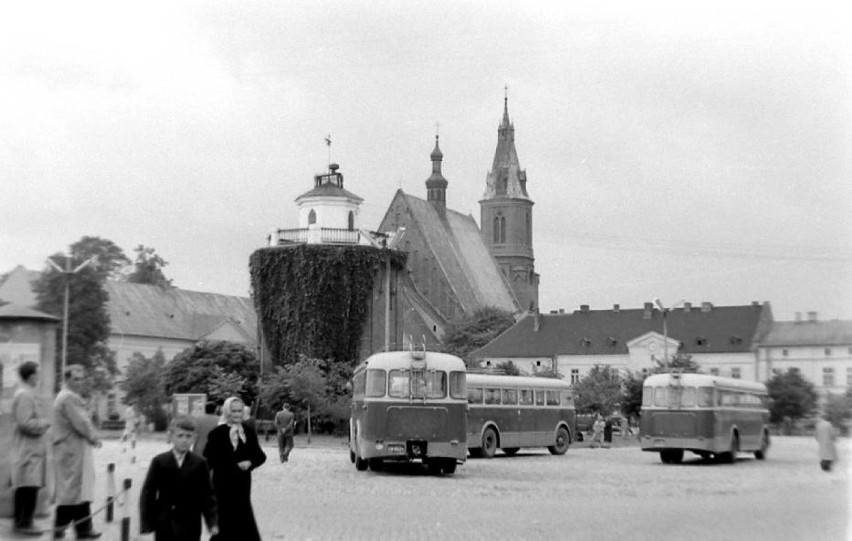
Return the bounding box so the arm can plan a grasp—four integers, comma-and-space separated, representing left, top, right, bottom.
482, 96, 530, 200
384, 190, 518, 315
0, 265, 40, 307
472, 302, 773, 358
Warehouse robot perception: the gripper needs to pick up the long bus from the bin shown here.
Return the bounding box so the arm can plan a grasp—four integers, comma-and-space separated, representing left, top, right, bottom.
466, 373, 576, 458
640, 372, 771, 464
349, 349, 467, 474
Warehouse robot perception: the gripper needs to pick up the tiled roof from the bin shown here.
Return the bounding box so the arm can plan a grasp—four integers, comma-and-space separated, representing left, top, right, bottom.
759, 320, 852, 347
400, 193, 517, 313
295, 182, 364, 203
472, 303, 772, 358
0, 303, 60, 321
105, 281, 257, 342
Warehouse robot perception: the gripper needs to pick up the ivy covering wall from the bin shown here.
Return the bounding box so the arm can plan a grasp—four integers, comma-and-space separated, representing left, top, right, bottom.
250, 244, 407, 367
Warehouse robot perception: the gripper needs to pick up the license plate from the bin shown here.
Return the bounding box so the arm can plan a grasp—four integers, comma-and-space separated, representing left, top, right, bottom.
388, 444, 405, 453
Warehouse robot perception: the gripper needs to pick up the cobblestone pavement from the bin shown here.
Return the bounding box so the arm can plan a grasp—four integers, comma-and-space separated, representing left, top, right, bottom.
3, 435, 848, 540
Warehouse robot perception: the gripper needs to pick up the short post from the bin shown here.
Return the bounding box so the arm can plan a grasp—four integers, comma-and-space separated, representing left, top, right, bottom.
120, 478, 132, 541
106, 463, 116, 522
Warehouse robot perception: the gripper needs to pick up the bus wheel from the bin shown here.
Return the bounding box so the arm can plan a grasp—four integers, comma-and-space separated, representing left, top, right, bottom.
442, 459, 457, 475
548, 427, 570, 455
502, 447, 520, 456
481, 427, 498, 458
722, 435, 739, 464
426, 459, 443, 475
369, 458, 384, 471
755, 432, 769, 460
660, 450, 683, 464
355, 454, 368, 471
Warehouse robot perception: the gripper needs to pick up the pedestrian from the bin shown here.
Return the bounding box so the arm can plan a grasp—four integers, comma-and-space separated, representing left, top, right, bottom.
591, 414, 605, 448
52, 364, 103, 539
204, 396, 267, 541
11, 361, 51, 536
274, 403, 295, 463
620, 416, 633, 439
815, 414, 838, 472
139, 415, 219, 541
603, 416, 613, 447
193, 401, 220, 456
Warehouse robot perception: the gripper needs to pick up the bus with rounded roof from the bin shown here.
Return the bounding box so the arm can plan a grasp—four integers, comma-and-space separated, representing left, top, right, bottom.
640, 372, 771, 464
349, 349, 467, 474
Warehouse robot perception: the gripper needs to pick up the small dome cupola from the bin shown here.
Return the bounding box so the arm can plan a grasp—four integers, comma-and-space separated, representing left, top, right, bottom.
425, 134, 448, 214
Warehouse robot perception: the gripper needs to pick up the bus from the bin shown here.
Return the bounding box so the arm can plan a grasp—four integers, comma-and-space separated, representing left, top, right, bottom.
640, 372, 771, 464
349, 349, 467, 474
466, 373, 576, 458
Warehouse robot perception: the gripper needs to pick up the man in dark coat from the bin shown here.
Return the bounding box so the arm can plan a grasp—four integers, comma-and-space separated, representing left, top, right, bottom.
140, 416, 218, 541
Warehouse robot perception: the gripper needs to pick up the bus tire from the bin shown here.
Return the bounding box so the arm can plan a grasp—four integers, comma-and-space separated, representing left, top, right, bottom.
722, 434, 739, 464
426, 459, 443, 475
481, 427, 498, 458
548, 427, 570, 455
660, 450, 683, 464
502, 447, 520, 456
755, 431, 769, 460
355, 454, 368, 471
369, 458, 384, 471
442, 459, 457, 475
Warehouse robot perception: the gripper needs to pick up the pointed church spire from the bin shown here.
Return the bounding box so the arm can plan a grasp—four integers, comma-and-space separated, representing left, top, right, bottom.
426, 133, 448, 215
501, 85, 511, 128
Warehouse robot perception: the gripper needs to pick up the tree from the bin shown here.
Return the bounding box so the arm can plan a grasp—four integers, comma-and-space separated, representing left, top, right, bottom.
126, 245, 172, 288
163, 341, 260, 405
120, 350, 168, 430
259, 356, 329, 443
207, 366, 249, 405
822, 389, 852, 435
573, 364, 623, 415
766, 368, 818, 425
33, 247, 117, 394
495, 360, 520, 375
69, 236, 131, 280
443, 307, 516, 363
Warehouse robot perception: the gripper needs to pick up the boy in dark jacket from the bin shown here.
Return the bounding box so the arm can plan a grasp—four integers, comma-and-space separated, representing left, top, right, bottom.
140, 416, 219, 541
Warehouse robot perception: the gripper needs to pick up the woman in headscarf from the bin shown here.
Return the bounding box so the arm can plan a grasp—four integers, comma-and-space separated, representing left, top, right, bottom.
203, 396, 267, 540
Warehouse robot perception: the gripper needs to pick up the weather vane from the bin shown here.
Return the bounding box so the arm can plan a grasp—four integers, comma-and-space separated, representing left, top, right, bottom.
324, 134, 332, 165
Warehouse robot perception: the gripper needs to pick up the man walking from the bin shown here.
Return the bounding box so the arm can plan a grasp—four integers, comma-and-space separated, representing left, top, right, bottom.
193, 401, 220, 456
11, 361, 51, 536
53, 364, 102, 539
274, 403, 295, 463
815, 413, 838, 472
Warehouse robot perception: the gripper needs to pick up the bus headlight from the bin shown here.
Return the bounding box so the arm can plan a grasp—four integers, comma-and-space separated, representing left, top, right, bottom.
375, 443, 384, 451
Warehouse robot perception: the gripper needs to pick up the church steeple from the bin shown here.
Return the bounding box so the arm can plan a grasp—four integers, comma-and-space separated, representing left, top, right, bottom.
426, 134, 448, 215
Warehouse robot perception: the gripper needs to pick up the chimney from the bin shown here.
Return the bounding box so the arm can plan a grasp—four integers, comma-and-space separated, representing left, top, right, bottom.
701, 302, 713, 312
807, 311, 818, 323
683, 302, 692, 312
752, 301, 761, 307
580, 304, 589, 313
643, 302, 653, 319
613, 304, 620, 312
558, 308, 564, 314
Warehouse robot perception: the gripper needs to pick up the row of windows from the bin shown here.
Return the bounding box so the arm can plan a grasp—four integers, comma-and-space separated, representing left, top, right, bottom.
352, 369, 466, 400
643, 386, 767, 409
467, 387, 570, 407
776, 347, 852, 358
770, 367, 852, 387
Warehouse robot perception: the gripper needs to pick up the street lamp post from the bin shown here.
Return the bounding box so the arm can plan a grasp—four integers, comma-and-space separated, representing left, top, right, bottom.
47, 254, 96, 376
654, 298, 683, 371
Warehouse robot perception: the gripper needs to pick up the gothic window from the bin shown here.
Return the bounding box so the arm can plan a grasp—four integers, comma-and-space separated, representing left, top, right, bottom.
493, 215, 500, 244
493, 213, 506, 244
348, 211, 355, 230
500, 215, 506, 244
525, 212, 531, 244
308, 209, 316, 225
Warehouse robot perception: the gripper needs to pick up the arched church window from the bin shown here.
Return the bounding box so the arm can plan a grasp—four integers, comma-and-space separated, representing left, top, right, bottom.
499, 215, 506, 244
308, 209, 316, 225
348, 211, 355, 231
525, 212, 531, 244
493, 214, 506, 244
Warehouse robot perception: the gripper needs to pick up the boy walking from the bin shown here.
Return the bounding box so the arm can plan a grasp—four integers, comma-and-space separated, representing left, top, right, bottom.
140, 416, 219, 541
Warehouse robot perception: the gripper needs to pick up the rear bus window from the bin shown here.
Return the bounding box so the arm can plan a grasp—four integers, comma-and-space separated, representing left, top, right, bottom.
467, 387, 483, 404
449, 371, 466, 399
519, 389, 534, 405
502, 389, 518, 405
485, 388, 501, 405
545, 390, 560, 406
654, 387, 667, 406
366, 369, 385, 397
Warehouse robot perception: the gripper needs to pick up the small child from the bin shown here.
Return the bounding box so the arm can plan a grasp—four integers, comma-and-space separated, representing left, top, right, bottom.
139, 416, 219, 541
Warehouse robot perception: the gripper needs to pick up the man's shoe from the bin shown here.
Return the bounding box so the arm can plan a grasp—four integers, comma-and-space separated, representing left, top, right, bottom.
77, 531, 103, 539
53, 528, 66, 539
14, 525, 43, 536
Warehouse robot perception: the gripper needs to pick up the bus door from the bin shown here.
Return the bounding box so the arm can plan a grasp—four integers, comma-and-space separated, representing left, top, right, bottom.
517, 388, 536, 447
534, 390, 550, 445
499, 388, 521, 448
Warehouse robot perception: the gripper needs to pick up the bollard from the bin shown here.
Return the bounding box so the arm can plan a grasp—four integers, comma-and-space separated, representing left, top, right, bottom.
120, 478, 132, 541
106, 463, 116, 522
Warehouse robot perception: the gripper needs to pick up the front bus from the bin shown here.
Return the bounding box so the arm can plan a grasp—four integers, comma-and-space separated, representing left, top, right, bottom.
349, 349, 467, 474
640, 372, 771, 464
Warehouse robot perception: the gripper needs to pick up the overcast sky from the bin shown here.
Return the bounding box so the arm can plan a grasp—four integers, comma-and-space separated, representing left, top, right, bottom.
2, 1, 850, 321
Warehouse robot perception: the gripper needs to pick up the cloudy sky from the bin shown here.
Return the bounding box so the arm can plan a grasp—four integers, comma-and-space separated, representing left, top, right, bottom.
2, 1, 850, 321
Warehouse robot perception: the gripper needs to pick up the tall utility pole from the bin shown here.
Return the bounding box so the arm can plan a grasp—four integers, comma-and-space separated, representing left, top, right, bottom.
47, 254, 96, 376
654, 298, 684, 371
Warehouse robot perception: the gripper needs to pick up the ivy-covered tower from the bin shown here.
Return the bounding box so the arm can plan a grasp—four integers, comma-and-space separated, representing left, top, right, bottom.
479, 95, 539, 311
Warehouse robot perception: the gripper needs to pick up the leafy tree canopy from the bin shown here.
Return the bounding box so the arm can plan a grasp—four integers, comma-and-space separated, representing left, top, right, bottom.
163, 340, 260, 406
823, 389, 852, 434
70, 236, 131, 280
126, 245, 172, 288
573, 364, 623, 416
119, 350, 168, 427
443, 306, 516, 363
766, 368, 818, 424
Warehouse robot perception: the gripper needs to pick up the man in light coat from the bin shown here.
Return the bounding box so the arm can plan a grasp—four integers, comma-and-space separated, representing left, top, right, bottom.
815, 414, 838, 472
53, 364, 102, 539
11, 361, 51, 536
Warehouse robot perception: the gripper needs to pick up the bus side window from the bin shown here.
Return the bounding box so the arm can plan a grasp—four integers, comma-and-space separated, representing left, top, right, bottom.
485, 388, 501, 405
502, 388, 518, 405
654, 387, 667, 407
642, 387, 653, 407
697, 387, 713, 407
681, 387, 695, 407
365, 369, 386, 398
450, 371, 466, 399
545, 391, 560, 406
519, 389, 534, 405
467, 387, 483, 404
353, 372, 366, 399
535, 390, 545, 406
560, 391, 573, 407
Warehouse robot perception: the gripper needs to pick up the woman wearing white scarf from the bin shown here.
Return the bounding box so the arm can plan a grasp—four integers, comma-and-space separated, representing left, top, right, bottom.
204, 396, 267, 540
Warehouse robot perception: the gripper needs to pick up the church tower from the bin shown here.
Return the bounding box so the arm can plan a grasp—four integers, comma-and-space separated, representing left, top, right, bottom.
480, 94, 539, 311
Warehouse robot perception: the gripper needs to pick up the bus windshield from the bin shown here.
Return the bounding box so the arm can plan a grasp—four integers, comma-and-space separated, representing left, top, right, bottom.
388, 369, 447, 398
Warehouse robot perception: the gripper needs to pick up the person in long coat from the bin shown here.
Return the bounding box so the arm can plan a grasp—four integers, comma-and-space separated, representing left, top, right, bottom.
11, 361, 51, 536
591, 414, 605, 448
193, 401, 221, 456
815, 415, 838, 472
204, 396, 267, 541
53, 364, 102, 539
603, 416, 613, 447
